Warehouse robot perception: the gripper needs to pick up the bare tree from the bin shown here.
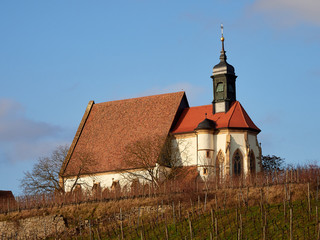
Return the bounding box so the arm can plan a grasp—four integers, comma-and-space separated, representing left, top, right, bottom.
121, 134, 190, 187
20, 145, 97, 195
20, 145, 69, 195
62, 150, 97, 193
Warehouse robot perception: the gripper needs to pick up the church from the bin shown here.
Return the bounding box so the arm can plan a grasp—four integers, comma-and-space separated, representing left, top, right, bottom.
59, 31, 262, 192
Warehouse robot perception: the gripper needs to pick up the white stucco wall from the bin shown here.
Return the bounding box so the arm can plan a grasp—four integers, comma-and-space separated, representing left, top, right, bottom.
63, 166, 170, 192
197, 131, 214, 167
213, 133, 227, 173
198, 151, 213, 166
248, 133, 261, 172
64, 172, 125, 192
172, 134, 197, 166
229, 133, 247, 175
63, 130, 261, 192
213, 133, 227, 159
197, 132, 214, 150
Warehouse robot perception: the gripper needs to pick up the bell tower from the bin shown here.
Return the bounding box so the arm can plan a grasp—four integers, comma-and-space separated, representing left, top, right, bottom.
211, 25, 237, 114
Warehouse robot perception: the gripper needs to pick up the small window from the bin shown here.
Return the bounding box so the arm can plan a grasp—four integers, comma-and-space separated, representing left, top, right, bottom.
203, 168, 208, 175
216, 83, 224, 92
206, 151, 210, 158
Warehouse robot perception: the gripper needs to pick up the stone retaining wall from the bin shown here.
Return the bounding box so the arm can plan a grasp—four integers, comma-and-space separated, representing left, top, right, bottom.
0, 215, 66, 239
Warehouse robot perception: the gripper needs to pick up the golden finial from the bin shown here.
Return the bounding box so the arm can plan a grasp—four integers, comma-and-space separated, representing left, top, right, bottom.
220, 24, 224, 42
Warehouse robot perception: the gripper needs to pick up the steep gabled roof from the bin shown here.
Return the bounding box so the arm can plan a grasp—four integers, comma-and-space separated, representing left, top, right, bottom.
61, 92, 188, 176
0, 191, 15, 200
172, 101, 260, 133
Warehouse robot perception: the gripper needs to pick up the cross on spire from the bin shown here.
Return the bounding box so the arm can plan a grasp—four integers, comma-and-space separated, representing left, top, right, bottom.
221, 24, 224, 37
221, 23, 225, 51
219, 23, 226, 62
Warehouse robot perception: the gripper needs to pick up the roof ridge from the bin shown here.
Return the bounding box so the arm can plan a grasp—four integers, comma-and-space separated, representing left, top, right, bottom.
95, 91, 185, 105
237, 102, 249, 128
227, 101, 238, 127
187, 104, 212, 109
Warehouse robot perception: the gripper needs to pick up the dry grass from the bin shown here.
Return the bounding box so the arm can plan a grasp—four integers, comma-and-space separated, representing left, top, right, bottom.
0, 182, 315, 223
1, 167, 319, 224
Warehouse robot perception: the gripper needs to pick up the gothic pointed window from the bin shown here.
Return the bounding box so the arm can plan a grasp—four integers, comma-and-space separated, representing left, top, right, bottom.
250, 151, 256, 174
233, 150, 242, 176
216, 151, 224, 180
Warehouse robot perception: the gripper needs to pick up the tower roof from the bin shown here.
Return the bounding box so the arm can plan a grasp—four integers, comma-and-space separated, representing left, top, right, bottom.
212, 24, 235, 76
195, 116, 216, 130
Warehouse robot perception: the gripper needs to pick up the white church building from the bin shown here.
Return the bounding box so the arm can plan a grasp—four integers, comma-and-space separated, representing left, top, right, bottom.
59, 32, 262, 192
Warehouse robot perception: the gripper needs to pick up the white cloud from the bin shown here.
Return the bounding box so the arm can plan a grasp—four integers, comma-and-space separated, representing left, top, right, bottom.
2, 140, 70, 163
251, 0, 320, 26
0, 99, 23, 118
0, 99, 68, 162
0, 99, 61, 142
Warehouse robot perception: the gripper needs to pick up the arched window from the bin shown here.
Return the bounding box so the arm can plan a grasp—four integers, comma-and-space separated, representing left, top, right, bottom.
249, 151, 256, 174
216, 82, 224, 100
233, 149, 242, 176
216, 151, 224, 180
216, 82, 224, 92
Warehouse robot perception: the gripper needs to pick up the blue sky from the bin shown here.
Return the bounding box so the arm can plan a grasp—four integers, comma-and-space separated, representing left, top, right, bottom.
1, 0, 320, 195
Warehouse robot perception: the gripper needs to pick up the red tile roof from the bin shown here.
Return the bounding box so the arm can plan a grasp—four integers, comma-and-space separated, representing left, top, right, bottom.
61, 92, 187, 176
61, 94, 259, 177
172, 101, 260, 133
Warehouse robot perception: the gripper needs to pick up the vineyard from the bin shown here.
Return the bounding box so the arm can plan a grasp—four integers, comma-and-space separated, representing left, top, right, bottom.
79, 196, 320, 239
1, 168, 320, 239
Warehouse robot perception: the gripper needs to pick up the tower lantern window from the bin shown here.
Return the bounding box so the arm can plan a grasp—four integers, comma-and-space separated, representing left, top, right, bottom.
216, 83, 224, 92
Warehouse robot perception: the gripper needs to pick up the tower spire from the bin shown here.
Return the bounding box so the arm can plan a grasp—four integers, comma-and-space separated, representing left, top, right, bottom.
211, 24, 237, 114
221, 24, 224, 51
219, 23, 227, 62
